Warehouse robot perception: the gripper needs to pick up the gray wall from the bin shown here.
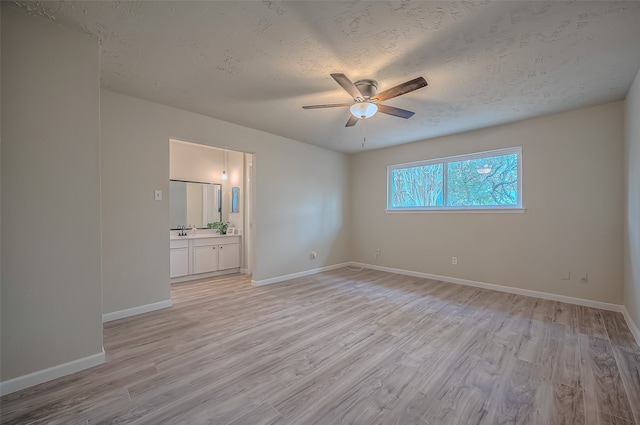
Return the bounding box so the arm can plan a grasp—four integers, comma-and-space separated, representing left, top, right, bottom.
101, 90, 351, 314
350, 102, 624, 304
624, 68, 640, 330
1, 6, 103, 381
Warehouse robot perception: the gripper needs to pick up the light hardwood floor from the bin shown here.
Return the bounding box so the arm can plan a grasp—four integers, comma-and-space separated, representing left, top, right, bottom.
1, 268, 639, 425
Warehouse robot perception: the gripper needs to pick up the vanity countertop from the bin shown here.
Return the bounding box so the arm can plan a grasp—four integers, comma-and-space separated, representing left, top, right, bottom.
170, 231, 240, 240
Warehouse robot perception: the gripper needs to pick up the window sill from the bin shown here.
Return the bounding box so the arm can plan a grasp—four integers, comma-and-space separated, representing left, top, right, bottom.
385, 208, 526, 214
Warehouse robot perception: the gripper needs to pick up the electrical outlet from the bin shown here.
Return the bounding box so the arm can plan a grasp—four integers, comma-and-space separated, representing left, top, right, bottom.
561, 270, 571, 280
579, 273, 588, 284
452, 257, 458, 265
310, 251, 317, 260
154, 190, 162, 201
375, 248, 380, 255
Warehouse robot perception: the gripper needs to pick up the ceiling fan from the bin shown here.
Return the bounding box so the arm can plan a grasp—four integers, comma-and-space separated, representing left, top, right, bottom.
303, 73, 428, 127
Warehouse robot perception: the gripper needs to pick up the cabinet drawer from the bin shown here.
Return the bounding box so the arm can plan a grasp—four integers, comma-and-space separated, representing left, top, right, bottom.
170, 239, 189, 249
192, 236, 240, 247
192, 238, 218, 247
218, 236, 240, 245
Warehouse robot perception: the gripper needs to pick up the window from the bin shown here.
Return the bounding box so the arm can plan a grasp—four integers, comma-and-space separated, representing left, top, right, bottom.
387, 147, 522, 211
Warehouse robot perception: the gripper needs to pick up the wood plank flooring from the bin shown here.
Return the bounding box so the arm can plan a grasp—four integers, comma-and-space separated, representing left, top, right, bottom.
1, 268, 639, 425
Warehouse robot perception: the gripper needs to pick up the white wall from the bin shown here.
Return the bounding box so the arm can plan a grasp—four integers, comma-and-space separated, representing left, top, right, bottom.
101, 90, 350, 314
624, 69, 640, 331
1, 5, 103, 383
351, 102, 624, 304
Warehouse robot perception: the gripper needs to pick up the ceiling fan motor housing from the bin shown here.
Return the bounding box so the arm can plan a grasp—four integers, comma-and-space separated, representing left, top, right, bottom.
354, 79, 378, 99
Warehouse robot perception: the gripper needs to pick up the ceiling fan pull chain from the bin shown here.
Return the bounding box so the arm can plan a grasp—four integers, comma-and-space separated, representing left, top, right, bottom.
362, 119, 367, 148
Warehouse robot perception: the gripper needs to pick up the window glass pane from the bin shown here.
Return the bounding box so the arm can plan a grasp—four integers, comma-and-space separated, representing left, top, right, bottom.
391, 163, 443, 207
446, 153, 518, 207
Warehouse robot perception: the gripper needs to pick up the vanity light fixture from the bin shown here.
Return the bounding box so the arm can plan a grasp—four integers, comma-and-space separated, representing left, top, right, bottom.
221, 149, 228, 181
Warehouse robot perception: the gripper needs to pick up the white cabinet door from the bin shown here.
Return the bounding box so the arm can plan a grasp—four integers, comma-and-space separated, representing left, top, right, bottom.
218, 243, 240, 270
193, 245, 219, 274
170, 248, 189, 278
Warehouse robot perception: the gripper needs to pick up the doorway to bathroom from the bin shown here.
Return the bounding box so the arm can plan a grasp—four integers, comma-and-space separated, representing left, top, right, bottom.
169, 139, 254, 282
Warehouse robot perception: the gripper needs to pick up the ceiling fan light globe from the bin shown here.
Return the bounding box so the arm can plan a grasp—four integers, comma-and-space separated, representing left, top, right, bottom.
350, 102, 378, 119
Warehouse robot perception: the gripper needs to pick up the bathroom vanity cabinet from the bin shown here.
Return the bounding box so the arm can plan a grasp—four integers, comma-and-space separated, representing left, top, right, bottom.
170, 234, 241, 281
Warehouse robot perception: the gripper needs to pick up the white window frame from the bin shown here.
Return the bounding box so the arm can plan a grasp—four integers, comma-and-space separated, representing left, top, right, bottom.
386, 147, 523, 212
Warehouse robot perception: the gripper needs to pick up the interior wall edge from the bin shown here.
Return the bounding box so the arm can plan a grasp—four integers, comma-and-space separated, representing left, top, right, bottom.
622, 306, 640, 346
623, 64, 640, 343
1, 4, 103, 383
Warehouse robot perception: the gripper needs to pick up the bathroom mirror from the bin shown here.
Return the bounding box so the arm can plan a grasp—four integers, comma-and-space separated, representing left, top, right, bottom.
170, 180, 222, 229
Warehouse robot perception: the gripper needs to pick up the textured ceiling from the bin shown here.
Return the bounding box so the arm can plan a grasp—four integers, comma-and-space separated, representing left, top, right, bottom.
13, 1, 640, 153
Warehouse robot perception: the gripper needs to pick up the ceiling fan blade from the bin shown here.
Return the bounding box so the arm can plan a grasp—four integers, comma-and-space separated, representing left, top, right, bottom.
377, 104, 415, 119
302, 103, 350, 109
331, 73, 363, 100
373, 77, 427, 102
345, 115, 359, 127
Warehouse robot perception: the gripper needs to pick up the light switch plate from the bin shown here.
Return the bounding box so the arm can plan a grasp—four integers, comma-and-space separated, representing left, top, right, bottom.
154, 190, 162, 201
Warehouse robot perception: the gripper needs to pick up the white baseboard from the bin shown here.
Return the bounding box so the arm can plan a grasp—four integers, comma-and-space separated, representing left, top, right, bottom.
102, 299, 172, 323
0, 349, 105, 397
622, 306, 640, 346
251, 262, 350, 287
350, 262, 624, 313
